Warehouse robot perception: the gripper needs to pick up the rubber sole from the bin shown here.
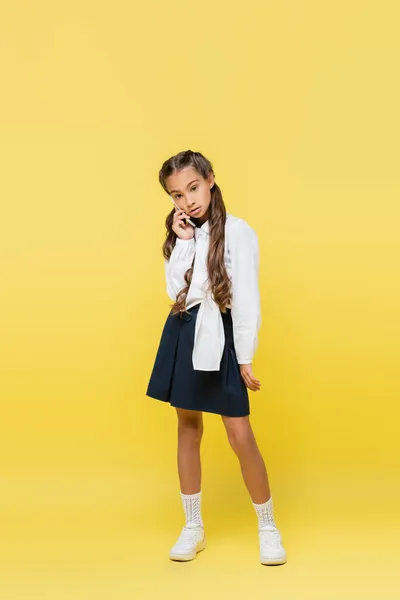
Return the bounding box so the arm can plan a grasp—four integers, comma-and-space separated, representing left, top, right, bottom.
261, 553, 287, 565
169, 538, 207, 562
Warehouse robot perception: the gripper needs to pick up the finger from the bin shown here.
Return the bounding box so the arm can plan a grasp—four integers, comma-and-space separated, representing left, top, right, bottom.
246, 370, 260, 384
174, 212, 190, 224
243, 374, 257, 392
175, 215, 189, 227
174, 208, 187, 217
242, 371, 256, 391
247, 375, 260, 391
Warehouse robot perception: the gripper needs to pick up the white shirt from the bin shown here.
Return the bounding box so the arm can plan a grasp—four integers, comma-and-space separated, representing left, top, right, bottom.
164, 213, 261, 371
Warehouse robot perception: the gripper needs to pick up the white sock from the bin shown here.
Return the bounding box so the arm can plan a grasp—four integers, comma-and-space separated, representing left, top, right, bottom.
181, 491, 203, 527
252, 495, 277, 529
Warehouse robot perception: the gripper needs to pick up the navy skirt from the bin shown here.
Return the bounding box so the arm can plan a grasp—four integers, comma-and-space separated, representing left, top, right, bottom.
146, 303, 250, 417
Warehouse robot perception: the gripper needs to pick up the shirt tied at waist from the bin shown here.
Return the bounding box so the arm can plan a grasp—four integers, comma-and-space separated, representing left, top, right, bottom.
192, 293, 225, 371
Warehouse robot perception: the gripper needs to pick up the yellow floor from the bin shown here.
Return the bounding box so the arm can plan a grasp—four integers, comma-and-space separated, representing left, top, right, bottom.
2, 470, 399, 600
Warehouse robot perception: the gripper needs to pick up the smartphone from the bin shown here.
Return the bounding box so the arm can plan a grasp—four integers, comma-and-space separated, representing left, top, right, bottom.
170, 196, 196, 227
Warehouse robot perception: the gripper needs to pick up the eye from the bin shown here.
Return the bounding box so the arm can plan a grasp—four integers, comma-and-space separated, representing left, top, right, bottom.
175, 194, 182, 199
191, 186, 197, 191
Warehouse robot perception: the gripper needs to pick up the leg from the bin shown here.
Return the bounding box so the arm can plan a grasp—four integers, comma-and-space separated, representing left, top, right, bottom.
176, 408, 204, 494
169, 408, 206, 562
221, 415, 270, 503
221, 415, 287, 565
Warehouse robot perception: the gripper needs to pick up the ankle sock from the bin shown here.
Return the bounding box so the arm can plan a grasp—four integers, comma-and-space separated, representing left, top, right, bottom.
181, 491, 203, 527
252, 495, 277, 528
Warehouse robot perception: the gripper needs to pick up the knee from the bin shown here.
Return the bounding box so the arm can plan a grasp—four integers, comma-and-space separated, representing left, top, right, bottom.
224, 420, 254, 454
177, 412, 204, 443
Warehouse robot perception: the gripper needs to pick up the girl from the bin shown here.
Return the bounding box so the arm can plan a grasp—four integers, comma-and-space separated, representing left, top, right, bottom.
146, 150, 287, 566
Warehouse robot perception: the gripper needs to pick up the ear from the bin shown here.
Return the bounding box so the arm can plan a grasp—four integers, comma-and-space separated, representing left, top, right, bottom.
208, 173, 215, 189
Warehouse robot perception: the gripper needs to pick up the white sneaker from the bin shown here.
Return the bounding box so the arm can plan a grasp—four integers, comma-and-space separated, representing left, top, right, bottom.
169, 523, 206, 562
259, 524, 287, 565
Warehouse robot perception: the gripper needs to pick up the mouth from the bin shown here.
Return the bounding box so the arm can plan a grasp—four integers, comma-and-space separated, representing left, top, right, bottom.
190, 207, 201, 215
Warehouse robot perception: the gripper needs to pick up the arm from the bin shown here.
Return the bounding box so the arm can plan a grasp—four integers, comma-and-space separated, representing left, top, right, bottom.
165, 237, 196, 302
228, 219, 262, 388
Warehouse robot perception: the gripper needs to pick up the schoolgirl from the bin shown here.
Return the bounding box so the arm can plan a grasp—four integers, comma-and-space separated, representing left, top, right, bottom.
146, 150, 287, 565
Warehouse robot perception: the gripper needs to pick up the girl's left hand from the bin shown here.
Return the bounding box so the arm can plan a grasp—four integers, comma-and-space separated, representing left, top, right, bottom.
239, 364, 261, 392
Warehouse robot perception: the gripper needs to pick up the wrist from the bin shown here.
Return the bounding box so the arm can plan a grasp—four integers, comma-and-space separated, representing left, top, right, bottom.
239, 362, 252, 369
175, 236, 195, 245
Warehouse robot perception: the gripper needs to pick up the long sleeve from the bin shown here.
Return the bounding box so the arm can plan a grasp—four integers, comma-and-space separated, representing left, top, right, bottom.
165, 237, 196, 302
228, 219, 261, 364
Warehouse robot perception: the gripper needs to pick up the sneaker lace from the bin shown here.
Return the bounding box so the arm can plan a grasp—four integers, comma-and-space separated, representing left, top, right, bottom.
259, 526, 281, 551
178, 525, 202, 545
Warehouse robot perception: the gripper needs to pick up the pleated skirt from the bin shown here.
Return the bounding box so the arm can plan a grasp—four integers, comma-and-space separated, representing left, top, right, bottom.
146, 303, 250, 417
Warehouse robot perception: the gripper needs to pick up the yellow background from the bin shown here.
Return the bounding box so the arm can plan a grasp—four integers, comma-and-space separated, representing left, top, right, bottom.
1, 1, 399, 598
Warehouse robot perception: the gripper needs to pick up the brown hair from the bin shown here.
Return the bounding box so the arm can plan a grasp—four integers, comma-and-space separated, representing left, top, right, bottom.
159, 150, 232, 315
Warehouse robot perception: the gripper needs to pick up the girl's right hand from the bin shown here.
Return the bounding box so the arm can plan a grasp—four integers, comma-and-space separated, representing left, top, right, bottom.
172, 208, 195, 240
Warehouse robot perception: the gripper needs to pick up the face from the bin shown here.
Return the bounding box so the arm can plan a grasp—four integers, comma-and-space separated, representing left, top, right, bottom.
166, 166, 214, 223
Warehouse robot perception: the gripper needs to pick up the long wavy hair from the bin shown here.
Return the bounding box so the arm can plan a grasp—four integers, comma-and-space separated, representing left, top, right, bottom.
160, 150, 232, 315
